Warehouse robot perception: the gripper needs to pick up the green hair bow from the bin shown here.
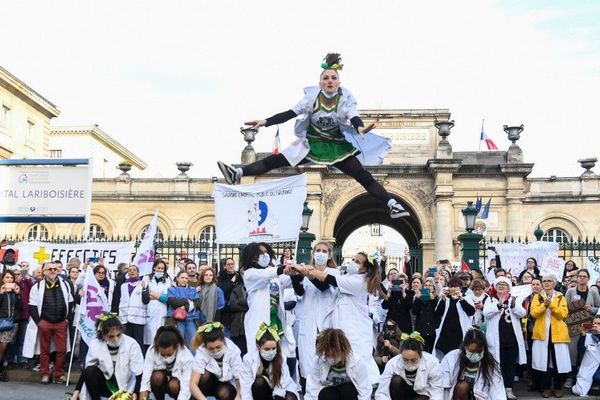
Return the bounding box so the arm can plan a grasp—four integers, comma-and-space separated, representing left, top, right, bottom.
197, 322, 223, 334
256, 322, 281, 342
97, 312, 119, 332
401, 331, 425, 345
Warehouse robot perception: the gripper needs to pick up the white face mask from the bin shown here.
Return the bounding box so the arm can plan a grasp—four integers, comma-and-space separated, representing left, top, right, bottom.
404, 362, 419, 372
164, 353, 176, 363
321, 89, 338, 99
210, 348, 226, 359
260, 349, 278, 362
106, 337, 122, 348
257, 254, 271, 268
326, 357, 339, 365
465, 350, 484, 363
314, 252, 329, 266
346, 262, 359, 275
154, 272, 164, 279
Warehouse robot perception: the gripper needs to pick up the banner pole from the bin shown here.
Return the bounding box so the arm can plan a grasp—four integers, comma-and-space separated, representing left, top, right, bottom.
66, 325, 79, 386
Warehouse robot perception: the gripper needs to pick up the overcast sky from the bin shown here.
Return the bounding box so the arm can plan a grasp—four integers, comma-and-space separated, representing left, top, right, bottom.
2, 0, 599, 178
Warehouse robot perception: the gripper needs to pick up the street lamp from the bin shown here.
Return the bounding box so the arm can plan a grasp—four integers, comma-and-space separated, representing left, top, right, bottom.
458, 201, 483, 271
297, 202, 316, 264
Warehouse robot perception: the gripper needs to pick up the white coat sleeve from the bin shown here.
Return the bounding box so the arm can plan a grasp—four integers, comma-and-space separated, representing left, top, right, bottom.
343, 88, 359, 120
374, 358, 395, 400
244, 267, 279, 293
427, 360, 445, 400
29, 283, 40, 307
511, 296, 527, 318
140, 347, 155, 393
334, 274, 363, 296
192, 352, 208, 374
291, 92, 313, 115
350, 358, 373, 400
176, 352, 193, 400
482, 297, 501, 319
239, 356, 255, 400
304, 367, 322, 400
439, 352, 455, 389
129, 340, 145, 376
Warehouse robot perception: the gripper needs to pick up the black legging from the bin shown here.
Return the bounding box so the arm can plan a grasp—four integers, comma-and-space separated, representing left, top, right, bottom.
318, 382, 358, 400
198, 371, 237, 400
389, 375, 430, 400
125, 323, 145, 355
150, 370, 180, 400
74, 366, 112, 400
242, 153, 392, 205
251, 375, 298, 400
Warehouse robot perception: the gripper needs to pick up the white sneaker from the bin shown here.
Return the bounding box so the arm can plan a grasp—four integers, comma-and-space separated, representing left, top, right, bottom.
32, 364, 41, 372
505, 388, 517, 400
217, 161, 240, 185
390, 203, 409, 219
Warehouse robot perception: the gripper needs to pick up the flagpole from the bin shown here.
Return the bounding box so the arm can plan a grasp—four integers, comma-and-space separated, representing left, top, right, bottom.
478, 118, 485, 151
66, 325, 79, 386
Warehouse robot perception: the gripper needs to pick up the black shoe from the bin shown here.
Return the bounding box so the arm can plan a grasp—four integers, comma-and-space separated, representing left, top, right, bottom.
217, 161, 239, 185
390, 203, 410, 219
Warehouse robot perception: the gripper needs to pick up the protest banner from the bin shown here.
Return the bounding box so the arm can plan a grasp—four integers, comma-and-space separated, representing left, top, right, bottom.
77, 267, 110, 345
494, 241, 559, 277
11, 240, 134, 271
540, 257, 566, 282
213, 174, 307, 244
134, 210, 158, 276
510, 284, 532, 299
587, 257, 600, 286
565, 299, 592, 337
384, 241, 406, 257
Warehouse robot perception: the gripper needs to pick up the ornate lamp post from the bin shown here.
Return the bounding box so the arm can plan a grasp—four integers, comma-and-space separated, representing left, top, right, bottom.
296, 202, 316, 264
458, 201, 483, 271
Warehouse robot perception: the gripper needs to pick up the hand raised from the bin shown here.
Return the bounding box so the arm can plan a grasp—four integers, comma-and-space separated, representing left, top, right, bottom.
244, 120, 266, 129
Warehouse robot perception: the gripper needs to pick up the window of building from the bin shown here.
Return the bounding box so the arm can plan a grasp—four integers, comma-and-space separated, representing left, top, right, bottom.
89, 224, 106, 240
27, 224, 49, 240
541, 228, 571, 244
50, 149, 63, 159
0, 105, 9, 129
199, 225, 216, 248
25, 120, 35, 147
139, 225, 164, 241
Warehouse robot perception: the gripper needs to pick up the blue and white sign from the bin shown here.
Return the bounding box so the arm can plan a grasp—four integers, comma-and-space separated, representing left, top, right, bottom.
0, 159, 92, 223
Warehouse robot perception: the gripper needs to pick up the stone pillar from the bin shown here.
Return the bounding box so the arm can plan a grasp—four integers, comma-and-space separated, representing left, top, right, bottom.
501, 164, 533, 240
428, 160, 461, 261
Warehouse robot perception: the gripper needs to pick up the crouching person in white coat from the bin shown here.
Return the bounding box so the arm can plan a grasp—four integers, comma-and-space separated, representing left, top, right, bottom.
70, 313, 143, 400
440, 329, 506, 400
573, 315, 600, 397
375, 332, 443, 400
305, 328, 371, 400
241, 322, 299, 400
189, 322, 243, 400
139, 326, 193, 400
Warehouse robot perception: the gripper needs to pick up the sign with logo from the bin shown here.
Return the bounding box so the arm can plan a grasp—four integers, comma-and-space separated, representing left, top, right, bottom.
540, 256, 566, 282
0, 159, 92, 223
474, 218, 488, 236
10, 240, 134, 271
213, 174, 307, 244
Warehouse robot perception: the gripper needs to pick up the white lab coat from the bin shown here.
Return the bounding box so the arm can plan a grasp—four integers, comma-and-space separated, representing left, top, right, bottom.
240, 350, 299, 400
325, 272, 380, 385
192, 337, 243, 384
432, 297, 475, 361
375, 351, 444, 400
531, 306, 571, 374
305, 355, 372, 400
243, 266, 291, 357
79, 335, 144, 400
483, 296, 527, 365
23, 279, 73, 358
572, 334, 600, 396
283, 86, 391, 166
440, 349, 506, 400
141, 345, 193, 400
296, 268, 340, 378
118, 281, 147, 325
142, 274, 172, 345
281, 287, 297, 360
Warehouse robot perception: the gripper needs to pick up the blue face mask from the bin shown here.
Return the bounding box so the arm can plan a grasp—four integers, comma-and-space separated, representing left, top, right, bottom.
314, 252, 329, 266
257, 254, 271, 268
346, 262, 359, 275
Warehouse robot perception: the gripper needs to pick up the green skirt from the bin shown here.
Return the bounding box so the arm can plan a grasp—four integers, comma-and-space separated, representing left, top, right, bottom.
306, 136, 359, 165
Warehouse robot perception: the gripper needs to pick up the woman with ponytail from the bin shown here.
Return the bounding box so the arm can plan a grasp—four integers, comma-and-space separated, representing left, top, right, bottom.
139, 326, 194, 400
308, 251, 381, 386
305, 328, 371, 400
240, 322, 299, 400
217, 52, 408, 220
375, 332, 443, 400
71, 312, 144, 400
189, 322, 243, 400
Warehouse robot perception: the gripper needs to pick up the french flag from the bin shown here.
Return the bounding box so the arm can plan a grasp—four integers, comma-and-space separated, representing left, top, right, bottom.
480, 130, 498, 150
272, 127, 280, 155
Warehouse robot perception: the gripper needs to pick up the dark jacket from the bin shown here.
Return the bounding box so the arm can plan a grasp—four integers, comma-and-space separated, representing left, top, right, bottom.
0, 291, 20, 320
217, 270, 242, 326
412, 296, 438, 337
382, 289, 414, 333
228, 282, 248, 338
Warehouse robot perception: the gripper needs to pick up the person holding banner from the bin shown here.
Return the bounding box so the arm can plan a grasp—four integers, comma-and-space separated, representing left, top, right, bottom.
289, 241, 340, 382
25, 261, 73, 384
217, 53, 409, 220
93, 265, 115, 311
189, 322, 243, 400
140, 326, 194, 400
240, 322, 299, 400
307, 251, 381, 386
118, 264, 147, 352
141, 259, 172, 348
70, 313, 143, 400
531, 274, 571, 398
241, 243, 292, 358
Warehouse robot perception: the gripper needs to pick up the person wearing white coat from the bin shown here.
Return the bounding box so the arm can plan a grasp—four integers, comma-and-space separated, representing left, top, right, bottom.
440, 329, 506, 400
70, 313, 143, 400
189, 322, 243, 400
482, 277, 527, 400
141, 259, 172, 346
572, 316, 600, 397
308, 251, 382, 386
375, 334, 443, 400
289, 241, 340, 380
240, 322, 299, 400
241, 243, 292, 358
139, 326, 194, 400
305, 328, 372, 400
118, 264, 146, 351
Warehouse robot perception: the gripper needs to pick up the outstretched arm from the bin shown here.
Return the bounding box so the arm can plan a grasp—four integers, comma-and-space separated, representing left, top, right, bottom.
245, 109, 298, 129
